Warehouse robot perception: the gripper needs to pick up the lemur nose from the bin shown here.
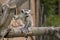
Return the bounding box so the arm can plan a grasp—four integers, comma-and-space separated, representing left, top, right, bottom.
26, 16, 28, 17
25, 13, 27, 15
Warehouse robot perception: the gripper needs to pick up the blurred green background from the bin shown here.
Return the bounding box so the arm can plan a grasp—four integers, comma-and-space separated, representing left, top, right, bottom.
40, 0, 60, 26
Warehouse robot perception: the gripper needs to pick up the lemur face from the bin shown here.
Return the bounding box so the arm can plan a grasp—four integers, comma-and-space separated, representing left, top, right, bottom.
13, 9, 31, 20
21, 9, 31, 17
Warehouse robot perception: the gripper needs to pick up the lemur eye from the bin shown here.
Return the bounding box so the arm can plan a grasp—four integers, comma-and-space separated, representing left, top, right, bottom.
21, 10, 23, 13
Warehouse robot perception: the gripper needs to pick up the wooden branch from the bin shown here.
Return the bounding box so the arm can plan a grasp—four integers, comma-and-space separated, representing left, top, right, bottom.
1, 27, 59, 38
7, 0, 28, 8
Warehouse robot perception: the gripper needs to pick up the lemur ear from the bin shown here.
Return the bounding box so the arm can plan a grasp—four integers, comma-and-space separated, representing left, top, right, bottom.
29, 10, 31, 12
27, 10, 31, 13
21, 9, 24, 13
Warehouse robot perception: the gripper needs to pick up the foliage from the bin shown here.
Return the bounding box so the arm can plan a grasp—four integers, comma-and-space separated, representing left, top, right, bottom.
40, 0, 56, 15
46, 15, 60, 26
40, 0, 60, 26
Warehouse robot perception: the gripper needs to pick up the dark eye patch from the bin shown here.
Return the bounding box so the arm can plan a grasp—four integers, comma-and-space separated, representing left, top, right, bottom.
21, 10, 24, 13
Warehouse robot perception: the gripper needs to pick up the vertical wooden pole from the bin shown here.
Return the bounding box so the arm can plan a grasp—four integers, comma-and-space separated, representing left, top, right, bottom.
35, 0, 41, 40
16, 7, 20, 15
30, 0, 35, 27
29, 0, 36, 40
35, 0, 40, 27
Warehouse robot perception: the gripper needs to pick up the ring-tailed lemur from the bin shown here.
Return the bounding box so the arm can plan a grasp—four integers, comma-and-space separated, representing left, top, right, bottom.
14, 9, 34, 40
14, 9, 33, 28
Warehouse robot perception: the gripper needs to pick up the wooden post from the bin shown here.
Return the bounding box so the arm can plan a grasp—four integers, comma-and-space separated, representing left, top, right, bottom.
35, 0, 40, 27
35, 0, 41, 40
16, 7, 20, 15
30, 0, 35, 27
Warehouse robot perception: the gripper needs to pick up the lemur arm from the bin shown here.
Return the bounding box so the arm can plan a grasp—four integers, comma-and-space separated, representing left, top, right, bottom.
25, 14, 33, 28
24, 14, 34, 40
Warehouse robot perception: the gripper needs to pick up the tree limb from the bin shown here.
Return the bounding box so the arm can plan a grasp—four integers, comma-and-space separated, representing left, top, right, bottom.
7, 0, 28, 8
0, 27, 59, 38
